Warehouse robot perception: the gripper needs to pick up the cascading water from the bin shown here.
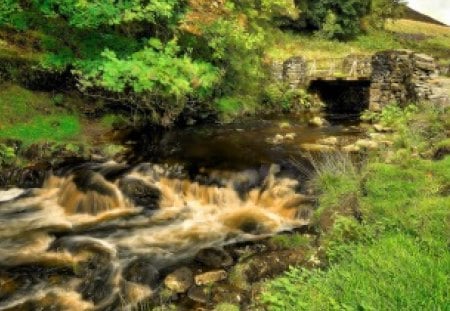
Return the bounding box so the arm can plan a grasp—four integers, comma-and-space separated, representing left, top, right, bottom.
0, 161, 309, 310
0, 114, 365, 310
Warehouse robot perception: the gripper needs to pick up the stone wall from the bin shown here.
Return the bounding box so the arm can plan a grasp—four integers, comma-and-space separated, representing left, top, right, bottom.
271, 50, 442, 112
271, 56, 308, 89
369, 50, 436, 111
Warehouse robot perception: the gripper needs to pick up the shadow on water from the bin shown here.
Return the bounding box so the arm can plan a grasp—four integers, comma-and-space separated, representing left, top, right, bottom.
124, 113, 363, 171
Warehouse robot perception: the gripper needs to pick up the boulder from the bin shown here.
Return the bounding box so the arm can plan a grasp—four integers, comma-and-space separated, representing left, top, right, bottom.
195, 248, 233, 268
119, 177, 160, 209
164, 267, 193, 293
195, 270, 227, 286
123, 257, 159, 287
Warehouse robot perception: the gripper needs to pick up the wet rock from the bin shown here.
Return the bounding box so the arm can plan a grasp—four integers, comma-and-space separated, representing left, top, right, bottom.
317, 136, 338, 146
119, 177, 160, 209
308, 117, 327, 127
195, 248, 233, 268
195, 270, 227, 286
164, 267, 193, 293
123, 257, 159, 287
121, 281, 153, 304
188, 286, 210, 304
300, 144, 335, 153
355, 139, 379, 150
0, 165, 48, 188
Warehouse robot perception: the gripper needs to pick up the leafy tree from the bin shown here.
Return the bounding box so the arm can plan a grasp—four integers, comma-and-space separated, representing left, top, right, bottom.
367, 0, 406, 29
0, 0, 220, 124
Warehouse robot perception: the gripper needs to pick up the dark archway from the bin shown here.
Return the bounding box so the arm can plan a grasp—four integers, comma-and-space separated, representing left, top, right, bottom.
308, 80, 371, 114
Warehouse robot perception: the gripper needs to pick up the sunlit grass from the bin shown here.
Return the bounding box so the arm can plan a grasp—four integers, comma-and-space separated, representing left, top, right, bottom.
0, 115, 81, 145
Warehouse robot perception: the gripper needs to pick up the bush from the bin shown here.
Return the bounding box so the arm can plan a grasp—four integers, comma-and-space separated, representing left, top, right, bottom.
0, 143, 16, 166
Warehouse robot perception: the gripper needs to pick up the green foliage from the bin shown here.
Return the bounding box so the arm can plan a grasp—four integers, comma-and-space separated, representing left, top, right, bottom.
78, 40, 219, 99
264, 84, 315, 112
300, 0, 371, 39
366, 0, 405, 29
0, 143, 16, 166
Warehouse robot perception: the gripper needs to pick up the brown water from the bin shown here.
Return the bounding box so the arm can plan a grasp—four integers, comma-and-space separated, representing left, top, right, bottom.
0, 114, 363, 310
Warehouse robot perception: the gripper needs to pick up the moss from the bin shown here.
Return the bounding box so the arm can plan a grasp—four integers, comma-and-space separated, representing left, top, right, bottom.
270, 234, 311, 250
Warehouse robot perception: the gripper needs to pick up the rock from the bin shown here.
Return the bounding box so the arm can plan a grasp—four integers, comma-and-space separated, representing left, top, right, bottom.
164, 267, 193, 293
119, 177, 160, 209
355, 139, 378, 150
317, 136, 338, 146
195, 270, 227, 286
279, 122, 291, 129
308, 117, 327, 127
187, 286, 210, 304
373, 124, 393, 133
284, 133, 296, 140
123, 257, 159, 287
195, 248, 233, 268
267, 134, 285, 144
300, 144, 335, 153
342, 144, 361, 153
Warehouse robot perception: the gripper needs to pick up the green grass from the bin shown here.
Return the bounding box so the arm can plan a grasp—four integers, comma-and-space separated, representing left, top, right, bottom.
262, 101, 450, 310
0, 114, 81, 145
262, 157, 450, 310
0, 83, 85, 145
263, 233, 450, 311
0, 83, 56, 125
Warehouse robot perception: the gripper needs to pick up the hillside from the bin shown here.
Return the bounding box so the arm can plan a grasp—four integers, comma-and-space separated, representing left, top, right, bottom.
403, 6, 448, 26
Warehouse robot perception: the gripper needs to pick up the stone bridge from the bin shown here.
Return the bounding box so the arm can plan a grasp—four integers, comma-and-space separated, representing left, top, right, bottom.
272, 50, 446, 113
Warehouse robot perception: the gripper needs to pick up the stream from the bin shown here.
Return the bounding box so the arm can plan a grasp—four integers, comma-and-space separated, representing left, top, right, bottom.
0, 113, 364, 310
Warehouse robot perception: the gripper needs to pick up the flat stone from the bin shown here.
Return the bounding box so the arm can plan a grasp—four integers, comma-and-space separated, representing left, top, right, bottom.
164, 267, 193, 293
194, 270, 227, 286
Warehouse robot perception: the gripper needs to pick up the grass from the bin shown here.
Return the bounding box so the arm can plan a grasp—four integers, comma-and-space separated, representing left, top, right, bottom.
0, 114, 81, 145
266, 18, 450, 65
0, 83, 83, 145
261, 102, 450, 310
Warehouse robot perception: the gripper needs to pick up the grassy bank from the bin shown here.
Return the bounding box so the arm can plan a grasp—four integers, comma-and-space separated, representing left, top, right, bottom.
267, 19, 450, 66
261, 102, 450, 310
0, 83, 124, 166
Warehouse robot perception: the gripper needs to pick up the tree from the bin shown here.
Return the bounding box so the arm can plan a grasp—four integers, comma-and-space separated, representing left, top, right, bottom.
0, 0, 220, 124
367, 0, 406, 29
